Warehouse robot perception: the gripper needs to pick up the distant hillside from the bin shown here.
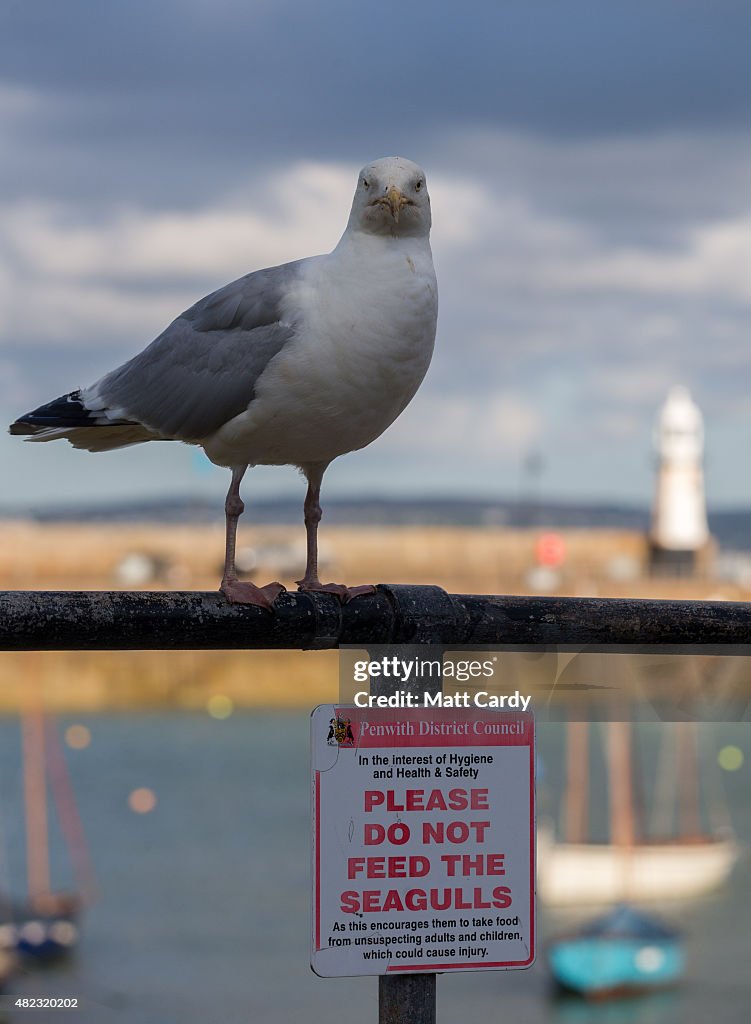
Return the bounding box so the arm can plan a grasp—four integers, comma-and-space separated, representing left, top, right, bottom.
2, 495, 750, 548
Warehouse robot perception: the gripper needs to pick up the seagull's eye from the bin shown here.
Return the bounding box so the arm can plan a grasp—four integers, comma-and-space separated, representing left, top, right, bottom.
362, 178, 370, 189
415, 180, 423, 192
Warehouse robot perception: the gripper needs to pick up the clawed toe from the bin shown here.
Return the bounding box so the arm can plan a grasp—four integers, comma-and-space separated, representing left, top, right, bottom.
220, 579, 286, 608
297, 580, 348, 599
340, 585, 377, 602
296, 580, 376, 603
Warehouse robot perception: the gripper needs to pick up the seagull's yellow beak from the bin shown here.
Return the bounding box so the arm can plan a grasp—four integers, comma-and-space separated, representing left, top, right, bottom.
385, 185, 407, 223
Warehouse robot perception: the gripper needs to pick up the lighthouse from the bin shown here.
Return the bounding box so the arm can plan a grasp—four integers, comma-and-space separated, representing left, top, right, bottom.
649, 386, 710, 577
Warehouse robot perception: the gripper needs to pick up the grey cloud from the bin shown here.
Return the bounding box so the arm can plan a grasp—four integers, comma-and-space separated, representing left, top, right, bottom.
5, 2, 751, 167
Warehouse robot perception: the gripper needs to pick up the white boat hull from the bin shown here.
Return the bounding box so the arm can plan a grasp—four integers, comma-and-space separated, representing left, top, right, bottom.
538, 831, 740, 906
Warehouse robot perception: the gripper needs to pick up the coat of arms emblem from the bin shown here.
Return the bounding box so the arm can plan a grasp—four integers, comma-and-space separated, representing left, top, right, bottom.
327, 716, 355, 747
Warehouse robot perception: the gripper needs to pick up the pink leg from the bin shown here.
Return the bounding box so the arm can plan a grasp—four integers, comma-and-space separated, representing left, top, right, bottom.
220, 466, 285, 608
296, 464, 375, 602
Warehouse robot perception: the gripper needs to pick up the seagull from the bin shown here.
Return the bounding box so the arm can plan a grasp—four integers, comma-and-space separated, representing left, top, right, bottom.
9, 157, 438, 608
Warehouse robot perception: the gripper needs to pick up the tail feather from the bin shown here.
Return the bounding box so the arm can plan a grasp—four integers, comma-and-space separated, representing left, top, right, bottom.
24, 424, 156, 452
8, 389, 156, 452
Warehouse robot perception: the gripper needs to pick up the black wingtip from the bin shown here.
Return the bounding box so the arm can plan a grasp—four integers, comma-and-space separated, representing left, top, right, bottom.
9, 390, 94, 434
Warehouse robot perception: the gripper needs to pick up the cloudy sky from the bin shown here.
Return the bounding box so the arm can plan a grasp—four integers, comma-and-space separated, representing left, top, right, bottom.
2, 0, 751, 511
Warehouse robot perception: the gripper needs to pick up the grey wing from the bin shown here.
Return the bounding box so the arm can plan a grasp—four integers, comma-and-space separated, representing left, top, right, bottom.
83, 259, 307, 441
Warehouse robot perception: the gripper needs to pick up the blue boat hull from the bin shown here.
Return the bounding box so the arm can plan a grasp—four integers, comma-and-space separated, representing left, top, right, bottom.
549, 935, 685, 997
548, 905, 685, 998
3, 908, 80, 965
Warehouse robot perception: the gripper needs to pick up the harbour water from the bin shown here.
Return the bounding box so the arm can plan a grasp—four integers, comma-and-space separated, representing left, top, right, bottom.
0, 714, 748, 1023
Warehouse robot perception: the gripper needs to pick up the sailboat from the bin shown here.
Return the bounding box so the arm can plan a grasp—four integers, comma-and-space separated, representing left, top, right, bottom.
3, 703, 95, 964
538, 720, 739, 906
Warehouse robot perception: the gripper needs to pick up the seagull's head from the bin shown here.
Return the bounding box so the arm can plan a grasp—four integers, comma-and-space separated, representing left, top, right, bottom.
347, 156, 431, 238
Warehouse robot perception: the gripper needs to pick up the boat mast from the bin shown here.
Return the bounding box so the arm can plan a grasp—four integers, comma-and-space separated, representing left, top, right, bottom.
44, 718, 96, 903
565, 720, 589, 843
675, 721, 701, 839
22, 705, 50, 906
607, 721, 636, 847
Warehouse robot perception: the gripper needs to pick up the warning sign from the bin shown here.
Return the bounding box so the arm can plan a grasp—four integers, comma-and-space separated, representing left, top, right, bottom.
311, 706, 535, 977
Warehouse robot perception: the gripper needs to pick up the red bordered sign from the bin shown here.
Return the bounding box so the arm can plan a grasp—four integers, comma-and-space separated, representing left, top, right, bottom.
311, 706, 535, 977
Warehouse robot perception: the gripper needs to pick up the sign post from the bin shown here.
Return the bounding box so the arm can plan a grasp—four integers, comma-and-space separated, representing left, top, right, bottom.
375, 646, 441, 1024
312, 700, 535, 1017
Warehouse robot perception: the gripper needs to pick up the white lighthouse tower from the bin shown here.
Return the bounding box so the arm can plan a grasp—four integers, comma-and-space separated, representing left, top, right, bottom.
649, 386, 710, 576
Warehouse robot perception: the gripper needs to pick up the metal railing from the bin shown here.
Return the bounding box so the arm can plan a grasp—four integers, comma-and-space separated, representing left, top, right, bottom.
2, 584, 750, 651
